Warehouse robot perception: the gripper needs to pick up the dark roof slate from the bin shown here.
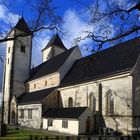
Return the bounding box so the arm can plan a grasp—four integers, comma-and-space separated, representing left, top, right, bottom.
15, 17, 30, 33
42, 34, 67, 51
18, 87, 56, 105
28, 47, 75, 82
60, 38, 140, 87
43, 107, 87, 118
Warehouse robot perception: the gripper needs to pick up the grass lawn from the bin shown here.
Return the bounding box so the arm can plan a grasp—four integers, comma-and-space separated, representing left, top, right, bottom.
0, 125, 72, 140
0, 125, 47, 140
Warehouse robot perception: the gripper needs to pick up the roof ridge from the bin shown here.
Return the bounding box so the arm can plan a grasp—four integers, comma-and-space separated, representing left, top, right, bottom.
27, 46, 76, 82
15, 17, 30, 33
76, 37, 140, 62
42, 34, 67, 51
32, 46, 76, 70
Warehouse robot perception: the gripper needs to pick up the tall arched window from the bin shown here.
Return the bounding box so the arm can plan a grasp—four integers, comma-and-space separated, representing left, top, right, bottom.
90, 94, 96, 112
106, 91, 114, 115
68, 97, 73, 107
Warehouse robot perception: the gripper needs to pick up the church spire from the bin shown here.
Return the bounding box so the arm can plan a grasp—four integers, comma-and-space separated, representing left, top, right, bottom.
42, 34, 67, 52
15, 17, 30, 33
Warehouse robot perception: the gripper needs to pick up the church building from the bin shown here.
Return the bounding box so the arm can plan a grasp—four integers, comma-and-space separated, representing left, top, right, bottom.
2, 17, 140, 135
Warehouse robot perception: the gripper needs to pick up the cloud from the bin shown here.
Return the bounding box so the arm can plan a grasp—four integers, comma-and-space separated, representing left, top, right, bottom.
0, 4, 19, 26
62, 9, 116, 56
63, 9, 93, 47
31, 31, 51, 67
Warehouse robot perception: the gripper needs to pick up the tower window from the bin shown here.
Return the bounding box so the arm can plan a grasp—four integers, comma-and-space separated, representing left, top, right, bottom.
8, 58, 9, 64
21, 45, 25, 53
8, 47, 10, 53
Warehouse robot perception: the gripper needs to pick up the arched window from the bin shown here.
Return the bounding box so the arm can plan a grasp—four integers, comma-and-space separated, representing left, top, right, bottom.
90, 94, 96, 112
11, 110, 15, 118
68, 97, 73, 107
106, 91, 114, 115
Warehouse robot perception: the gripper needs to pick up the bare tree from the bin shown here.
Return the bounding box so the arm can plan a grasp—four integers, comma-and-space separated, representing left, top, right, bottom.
0, 0, 62, 63
75, 0, 140, 51
0, 0, 62, 43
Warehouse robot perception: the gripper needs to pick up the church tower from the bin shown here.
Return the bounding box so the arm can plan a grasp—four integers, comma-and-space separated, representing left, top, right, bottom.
2, 17, 32, 124
42, 34, 67, 62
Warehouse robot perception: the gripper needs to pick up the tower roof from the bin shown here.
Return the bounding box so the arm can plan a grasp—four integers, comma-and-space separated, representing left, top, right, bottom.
42, 34, 67, 51
15, 17, 30, 33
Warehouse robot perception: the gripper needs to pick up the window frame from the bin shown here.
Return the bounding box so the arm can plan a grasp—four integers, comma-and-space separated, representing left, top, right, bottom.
34, 84, 36, 89
106, 91, 115, 116
8, 58, 9, 64
48, 119, 53, 127
8, 47, 10, 53
68, 97, 73, 107
20, 45, 25, 53
62, 120, 68, 128
28, 109, 32, 119
89, 93, 96, 112
45, 80, 47, 86
20, 109, 24, 119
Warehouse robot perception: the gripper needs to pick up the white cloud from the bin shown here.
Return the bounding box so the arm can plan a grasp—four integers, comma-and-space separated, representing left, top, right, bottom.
63, 9, 93, 48
62, 9, 115, 56
0, 4, 19, 26
31, 31, 51, 67
0, 5, 5, 19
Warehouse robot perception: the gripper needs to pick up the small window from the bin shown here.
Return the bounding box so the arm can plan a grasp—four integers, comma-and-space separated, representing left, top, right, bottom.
68, 97, 73, 107
48, 119, 53, 126
8, 58, 9, 64
106, 91, 115, 115
45, 81, 47, 86
21, 45, 25, 53
62, 120, 68, 128
90, 94, 96, 112
34, 84, 36, 89
28, 109, 32, 119
8, 47, 10, 53
20, 109, 24, 119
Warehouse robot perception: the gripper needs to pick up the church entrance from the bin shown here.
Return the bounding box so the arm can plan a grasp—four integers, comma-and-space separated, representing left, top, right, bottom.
86, 117, 90, 134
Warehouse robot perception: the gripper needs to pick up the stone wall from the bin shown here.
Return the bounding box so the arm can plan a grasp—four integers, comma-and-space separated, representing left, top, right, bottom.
3, 30, 15, 124
42, 90, 59, 114
28, 73, 60, 92
43, 118, 79, 135
13, 30, 32, 97
42, 45, 65, 62
18, 104, 42, 129
3, 29, 32, 124
59, 73, 133, 135
132, 55, 140, 134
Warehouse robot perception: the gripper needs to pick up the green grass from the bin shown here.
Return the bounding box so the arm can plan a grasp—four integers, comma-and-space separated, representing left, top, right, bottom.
0, 125, 76, 140
0, 125, 47, 140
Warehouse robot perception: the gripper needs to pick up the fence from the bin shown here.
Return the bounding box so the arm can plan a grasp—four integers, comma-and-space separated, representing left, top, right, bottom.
29, 135, 140, 140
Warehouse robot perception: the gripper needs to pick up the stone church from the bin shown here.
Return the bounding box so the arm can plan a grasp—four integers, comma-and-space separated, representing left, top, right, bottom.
2, 17, 140, 135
